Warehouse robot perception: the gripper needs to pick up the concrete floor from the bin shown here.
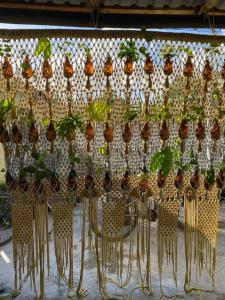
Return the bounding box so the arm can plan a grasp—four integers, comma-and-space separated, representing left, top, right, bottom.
1, 204, 225, 300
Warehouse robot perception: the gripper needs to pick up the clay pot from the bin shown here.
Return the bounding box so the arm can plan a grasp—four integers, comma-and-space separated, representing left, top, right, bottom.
183, 56, 193, 77
85, 121, 94, 141
195, 120, 205, 140
0, 123, 9, 143
2, 56, 13, 79
103, 56, 113, 76
42, 59, 52, 79
139, 177, 149, 192
122, 122, 132, 143
163, 56, 173, 76
178, 119, 188, 140
63, 56, 74, 78
103, 122, 113, 143
204, 179, 213, 191
84, 54, 94, 77
190, 170, 200, 189
174, 169, 184, 189
221, 60, 225, 80
211, 119, 220, 140
121, 171, 130, 190
144, 55, 154, 75
203, 59, 212, 81
160, 120, 169, 141
157, 170, 166, 188
12, 123, 22, 144
216, 170, 225, 189
28, 121, 39, 143
22, 55, 33, 79
141, 122, 151, 141
124, 57, 134, 75
46, 121, 56, 142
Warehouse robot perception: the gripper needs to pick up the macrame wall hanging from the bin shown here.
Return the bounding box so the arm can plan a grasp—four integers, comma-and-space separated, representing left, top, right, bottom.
0, 29, 224, 298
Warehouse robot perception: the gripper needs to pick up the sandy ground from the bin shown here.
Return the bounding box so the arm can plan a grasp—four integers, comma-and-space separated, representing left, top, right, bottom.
1, 203, 225, 300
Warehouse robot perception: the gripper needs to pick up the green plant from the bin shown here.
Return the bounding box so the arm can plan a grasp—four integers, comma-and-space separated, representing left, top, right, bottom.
0, 39, 12, 57
150, 146, 173, 176
118, 41, 139, 62
34, 38, 52, 59
56, 113, 84, 138
78, 43, 91, 55
85, 101, 111, 122
123, 105, 139, 122
68, 152, 80, 164
177, 46, 193, 57
205, 42, 223, 56
160, 44, 176, 58
19, 152, 52, 180
202, 166, 215, 185
0, 181, 7, 192
146, 102, 171, 122
139, 45, 148, 57
0, 98, 12, 123
58, 41, 74, 58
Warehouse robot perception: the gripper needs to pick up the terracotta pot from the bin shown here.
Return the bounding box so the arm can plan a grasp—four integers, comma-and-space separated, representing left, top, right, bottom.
139, 177, 149, 192
0, 123, 9, 143
157, 170, 166, 188
103, 122, 113, 142
121, 171, 130, 190
2, 56, 13, 79
63, 56, 74, 78
85, 173, 94, 190
160, 120, 169, 141
29, 121, 39, 143
203, 59, 212, 81
42, 59, 52, 79
211, 119, 221, 140
103, 56, 113, 76
163, 56, 173, 76
122, 122, 132, 143
183, 56, 193, 77
144, 55, 154, 75
85, 121, 94, 141
195, 120, 205, 140
12, 123, 22, 144
22, 55, 33, 79
84, 54, 94, 76
124, 57, 134, 75
190, 170, 200, 189
18, 176, 29, 192
174, 169, 184, 189
216, 170, 225, 189
46, 121, 56, 142
141, 122, 151, 141
178, 119, 188, 139
66, 128, 76, 141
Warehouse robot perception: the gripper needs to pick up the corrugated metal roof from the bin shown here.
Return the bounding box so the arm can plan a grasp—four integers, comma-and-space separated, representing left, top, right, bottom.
19, 0, 225, 9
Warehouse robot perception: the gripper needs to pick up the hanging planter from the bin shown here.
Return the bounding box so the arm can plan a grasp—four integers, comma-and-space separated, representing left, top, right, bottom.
21, 55, 33, 89
2, 55, 13, 91
46, 120, 56, 153
28, 121, 39, 155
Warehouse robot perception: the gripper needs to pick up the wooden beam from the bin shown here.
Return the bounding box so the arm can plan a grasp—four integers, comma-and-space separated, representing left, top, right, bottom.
199, 0, 219, 14
0, 2, 92, 13
100, 8, 198, 15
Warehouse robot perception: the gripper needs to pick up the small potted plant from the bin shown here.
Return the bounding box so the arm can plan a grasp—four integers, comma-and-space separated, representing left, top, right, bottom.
21, 55, 33, 89
19, 152, 52, 195
203, 166, 215, 191
139, 45, 154, 87
118, 40, 139, 76
56, 113, 84, 154
103, 53, 113, 77
34, 38, 52, 91
150, 146, 174, 189
160, 44, 176, 77
188, 150, 200, 190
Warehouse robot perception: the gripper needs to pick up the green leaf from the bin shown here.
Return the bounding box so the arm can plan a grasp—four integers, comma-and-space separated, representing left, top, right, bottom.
85, 101, 110, 122
98, 144, 107, 156
150, 152, 163, 172
34, 38, 52, 59
68, 153, 80, 164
